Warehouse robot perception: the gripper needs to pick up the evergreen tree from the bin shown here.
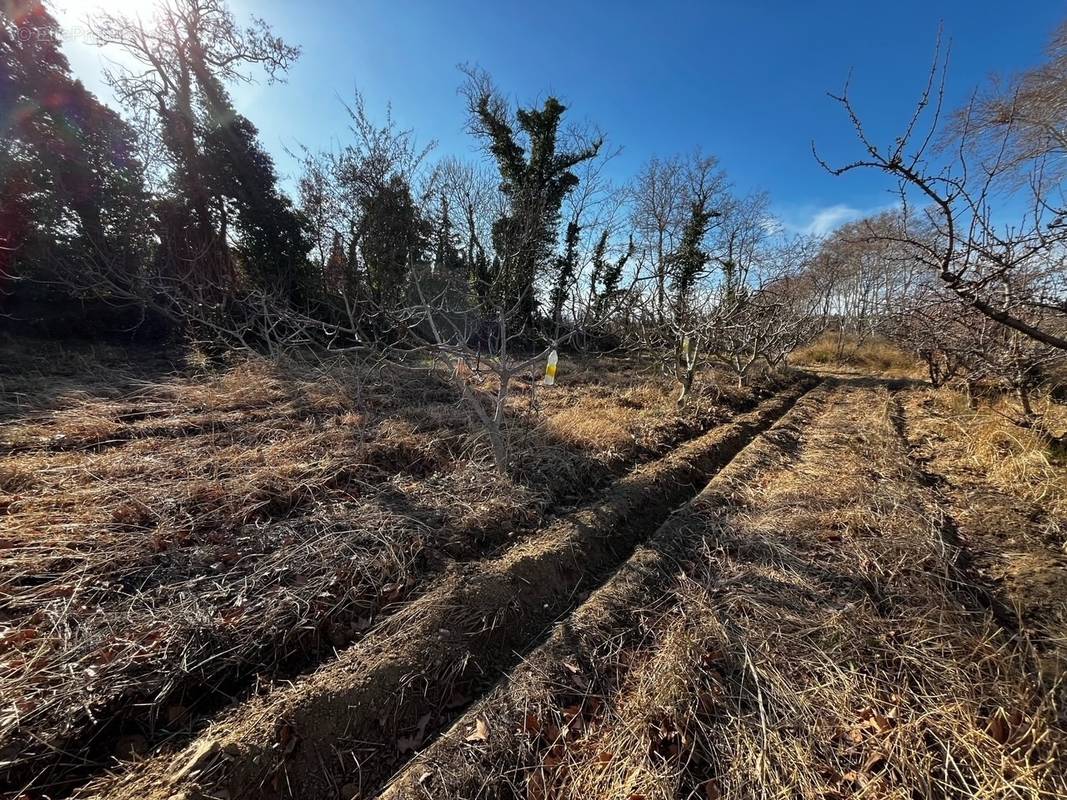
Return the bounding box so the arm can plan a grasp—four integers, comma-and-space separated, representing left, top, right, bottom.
344, 218, 361, 299
90, 0, 300, 296
590, 231, 635, 316
669, 199, 716, 324
324, 230, 348, 294
357, 174, 425, 308
433, 194, 464, 275
1, 0, 150, 299
429, 193, 469, 307
550, 221, 581, 326
200, 112, 312, 300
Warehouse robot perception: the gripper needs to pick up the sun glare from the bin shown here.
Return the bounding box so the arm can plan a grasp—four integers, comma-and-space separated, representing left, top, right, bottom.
55, 0, 155, 33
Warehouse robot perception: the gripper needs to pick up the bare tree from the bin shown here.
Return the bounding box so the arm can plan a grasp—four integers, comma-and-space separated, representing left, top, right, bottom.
628, 151, 727, 326
815, 33, 1067, 351
953, 20, 1067, 190
400, 286, 556, 473
712, 233, 829, 386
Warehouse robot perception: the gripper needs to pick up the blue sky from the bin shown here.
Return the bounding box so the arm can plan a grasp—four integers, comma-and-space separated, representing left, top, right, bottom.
55, 0, 1065, 235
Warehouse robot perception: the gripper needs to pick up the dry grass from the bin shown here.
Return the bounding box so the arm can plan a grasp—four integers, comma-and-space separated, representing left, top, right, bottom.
472, 381, 1063, 800
927, 388, 1067, 522
793, 333, 918, 374
0, 357, 458, 789
84, 383, 816, 800
0, 336, 180, 425
538, 380, 679, 455
902, 387, 1067, 698
0, 340, 771, 794
541, 402, 640, 452
526, 358, 710, 456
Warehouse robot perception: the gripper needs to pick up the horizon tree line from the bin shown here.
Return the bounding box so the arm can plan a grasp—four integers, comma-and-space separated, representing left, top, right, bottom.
2, 0, 1064, 422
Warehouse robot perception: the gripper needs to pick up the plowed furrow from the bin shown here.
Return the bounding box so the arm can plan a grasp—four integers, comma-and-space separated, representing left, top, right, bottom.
79, 380, 821, 800
377, 378, 1065, 800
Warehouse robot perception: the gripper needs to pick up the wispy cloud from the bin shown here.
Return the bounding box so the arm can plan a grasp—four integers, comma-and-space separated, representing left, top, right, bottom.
775, 202, 898, 237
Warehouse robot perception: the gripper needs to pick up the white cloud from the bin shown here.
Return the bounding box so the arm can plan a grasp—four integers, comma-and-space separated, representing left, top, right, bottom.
804, 204, 865, 236
775, 200, 909, 238
777, 203, 866, 237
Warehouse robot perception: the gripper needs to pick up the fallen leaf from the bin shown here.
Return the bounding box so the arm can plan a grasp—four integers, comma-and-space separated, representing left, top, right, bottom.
465, 717, 489, 743
277, 723, 299, 756
569, 672, 590, 691
380, 582, 405, 603
542, 721, 561, 743
862, 752, 887, 773
697, 690, 717, 715
703, 779, 722, 800
987, 712, 1010, 744
869, 713, 892, 733
527, 767, 547, 800
859, 708, 893, 734
521, 712, 542, 737
397, 712, 432, 754
0, 628, 38, 650
701, 649, 723, 667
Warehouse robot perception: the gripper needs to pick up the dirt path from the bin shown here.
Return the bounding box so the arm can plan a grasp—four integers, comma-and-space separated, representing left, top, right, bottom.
379, 377, 1065, 800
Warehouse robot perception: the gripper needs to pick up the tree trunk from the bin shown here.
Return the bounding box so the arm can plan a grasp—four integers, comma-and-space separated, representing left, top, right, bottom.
676, 368, 694, 407
1016, 384, 1035, 422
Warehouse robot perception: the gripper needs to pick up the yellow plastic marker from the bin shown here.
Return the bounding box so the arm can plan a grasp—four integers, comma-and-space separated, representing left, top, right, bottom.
544, 349, 558, 386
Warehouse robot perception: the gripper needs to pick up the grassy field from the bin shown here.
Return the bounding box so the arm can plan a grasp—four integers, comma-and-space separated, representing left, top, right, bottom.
384, 380, 1066, 800
0, 337, 1063, 800
0, 336, 796, 798
790, 333, 918, 375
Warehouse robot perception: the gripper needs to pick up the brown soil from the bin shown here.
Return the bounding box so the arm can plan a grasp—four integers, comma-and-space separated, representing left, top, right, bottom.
78, 380, 818, 800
